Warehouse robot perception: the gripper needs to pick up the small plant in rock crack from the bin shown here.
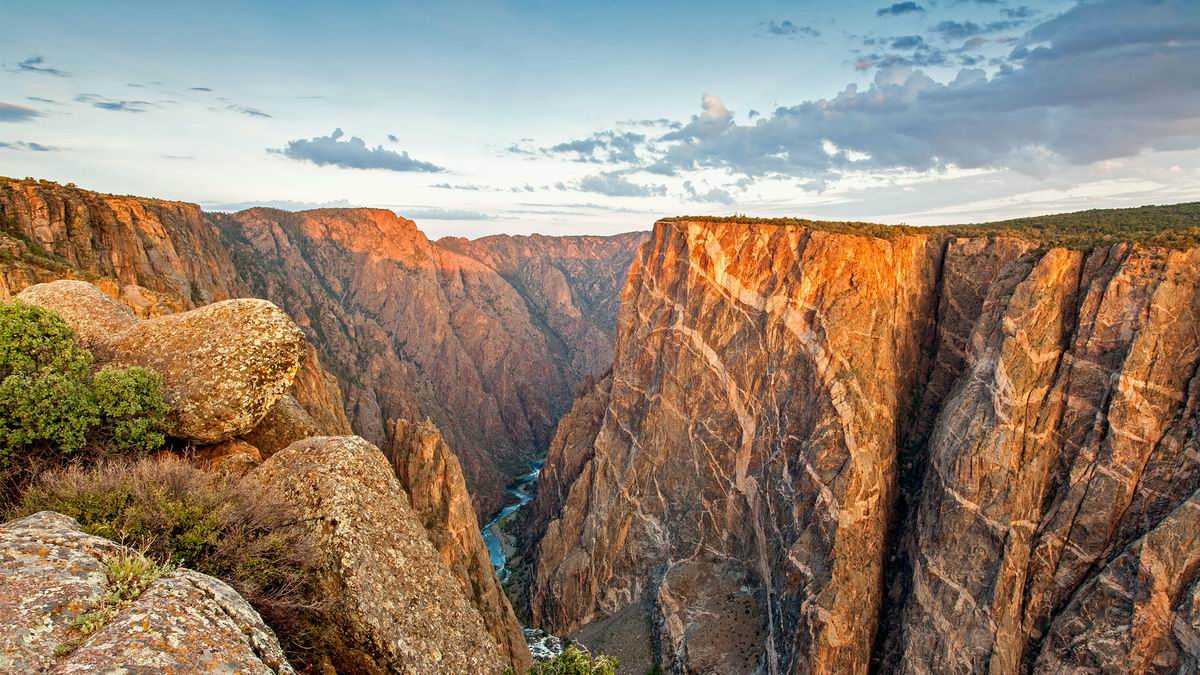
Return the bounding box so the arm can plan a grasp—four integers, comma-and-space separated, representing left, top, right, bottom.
54, 548, 174, 656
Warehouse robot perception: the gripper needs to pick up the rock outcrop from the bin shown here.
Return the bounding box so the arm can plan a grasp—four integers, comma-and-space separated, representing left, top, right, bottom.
16, 280, 306, 444
252, 435, 513, 673
527, 217, 1200, 673
2, 178, 645, 517
0, 511, 293, 674
385, 418, 533, 672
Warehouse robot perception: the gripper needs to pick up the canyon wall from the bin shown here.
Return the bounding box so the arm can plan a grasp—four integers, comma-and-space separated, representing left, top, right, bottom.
0, 178, 645, 516
527, 217, 1200, 673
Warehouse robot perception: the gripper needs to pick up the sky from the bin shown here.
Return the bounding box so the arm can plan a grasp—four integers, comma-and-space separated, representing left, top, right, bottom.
1, 0, 1198, 238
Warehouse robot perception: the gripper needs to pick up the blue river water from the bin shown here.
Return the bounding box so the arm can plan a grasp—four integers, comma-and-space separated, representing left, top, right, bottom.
482, 460, 543, 583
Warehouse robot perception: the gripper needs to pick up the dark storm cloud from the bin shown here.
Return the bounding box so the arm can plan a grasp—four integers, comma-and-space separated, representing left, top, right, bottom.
271, 128, 444, 172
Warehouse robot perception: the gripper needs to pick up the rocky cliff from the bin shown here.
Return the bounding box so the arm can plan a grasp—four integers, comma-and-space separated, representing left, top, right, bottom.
527, 212, 1200, 673
0, 177, 645, 517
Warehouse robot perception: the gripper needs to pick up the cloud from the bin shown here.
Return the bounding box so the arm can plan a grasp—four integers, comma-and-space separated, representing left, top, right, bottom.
271, 128, 444, 172
0, 102, 43, 122
26, 97, 60, 105
763, 20, 821, 38
929, 19, 1025, 41
8, 56, 69, 77
387, 134, 399, 142
876, 3, 925, 17
431, 182, 484, 190
890, 35, 927, 49
659, 94, 734, 147
190, 86, 213, 92
205, 198, 355, 212
683, 181, 736, 205
225, 105, 271, 118
75, 94, 153, 113
400, 208, 494, 220
613, 0, 1200, 181
0, 140, 58, 151
576, 171, 666, 197
545, 130, 646, 163
1001, 6, 1038, 19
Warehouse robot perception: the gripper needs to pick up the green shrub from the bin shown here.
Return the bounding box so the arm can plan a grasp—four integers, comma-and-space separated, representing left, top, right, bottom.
92, 366, 169, 455
518, 646, 618, 675
13, 456, 327, 668
0, 302, 172, 468
0, 303, 99, 462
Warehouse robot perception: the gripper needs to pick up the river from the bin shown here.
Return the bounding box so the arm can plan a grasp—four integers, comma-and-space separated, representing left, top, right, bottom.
480, 460, 569, 659
482, 459, 542, 583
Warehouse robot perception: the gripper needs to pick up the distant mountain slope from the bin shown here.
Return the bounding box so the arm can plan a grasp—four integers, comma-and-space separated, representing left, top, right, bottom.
0, 177, 647, 517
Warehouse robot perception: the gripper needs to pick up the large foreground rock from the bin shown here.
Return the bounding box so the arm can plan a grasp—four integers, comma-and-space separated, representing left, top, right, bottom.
251, 435, 510, 674
0, 511, 292, 674
15, 280, 307, 444
386, 418, 533, 672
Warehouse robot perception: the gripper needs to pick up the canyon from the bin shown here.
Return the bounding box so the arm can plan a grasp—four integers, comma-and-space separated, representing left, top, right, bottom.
0, 178, 645, 517
524, 213, 1200, 673
5, 175, 1200, 673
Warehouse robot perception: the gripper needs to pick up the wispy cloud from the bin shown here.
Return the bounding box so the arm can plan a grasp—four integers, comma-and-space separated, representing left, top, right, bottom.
7, 55, 69, 77
0, 102, 43, 123
205, 198, 356, 212
75, 94, 154, 113
762, 20, 821, 38
0, 140, 58, 151
876, 2, 925, 17
399, 208, 495, 220
225, 104, 271, 118
270, 128, 444, 172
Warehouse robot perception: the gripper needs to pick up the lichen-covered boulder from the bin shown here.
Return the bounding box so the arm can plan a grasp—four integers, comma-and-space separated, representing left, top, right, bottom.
194, 439, 263, 476
13, 281, 307, 445
107, 298, 305, 444
0, 511, 293, 674
15, 280, 136, 357
240, 396, 321, 458
251, 435, 509, 674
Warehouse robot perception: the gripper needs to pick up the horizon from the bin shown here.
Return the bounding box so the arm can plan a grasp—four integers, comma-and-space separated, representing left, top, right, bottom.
2, 0, 1199, 238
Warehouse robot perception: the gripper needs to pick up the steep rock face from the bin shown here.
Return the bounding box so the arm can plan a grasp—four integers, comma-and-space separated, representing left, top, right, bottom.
528, 219, 1200, 674
0, 511, 293, 674
0, 178, 244, 307
386, 418, 532, 672
212, 207, 645, 515
251, 435, 511, 674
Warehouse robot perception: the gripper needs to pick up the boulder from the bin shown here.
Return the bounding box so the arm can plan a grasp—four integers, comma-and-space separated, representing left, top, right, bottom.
240, 396, 321, 458
251, 435, 509, 674
15, 280, 136, 357
106, 299, 305, 443
0, 511, 293, 674
16, 279, 308, 445
194, 439, 263, 476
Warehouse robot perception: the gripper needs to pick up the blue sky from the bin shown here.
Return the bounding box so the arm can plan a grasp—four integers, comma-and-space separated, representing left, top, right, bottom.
2, 0, 1198, 237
